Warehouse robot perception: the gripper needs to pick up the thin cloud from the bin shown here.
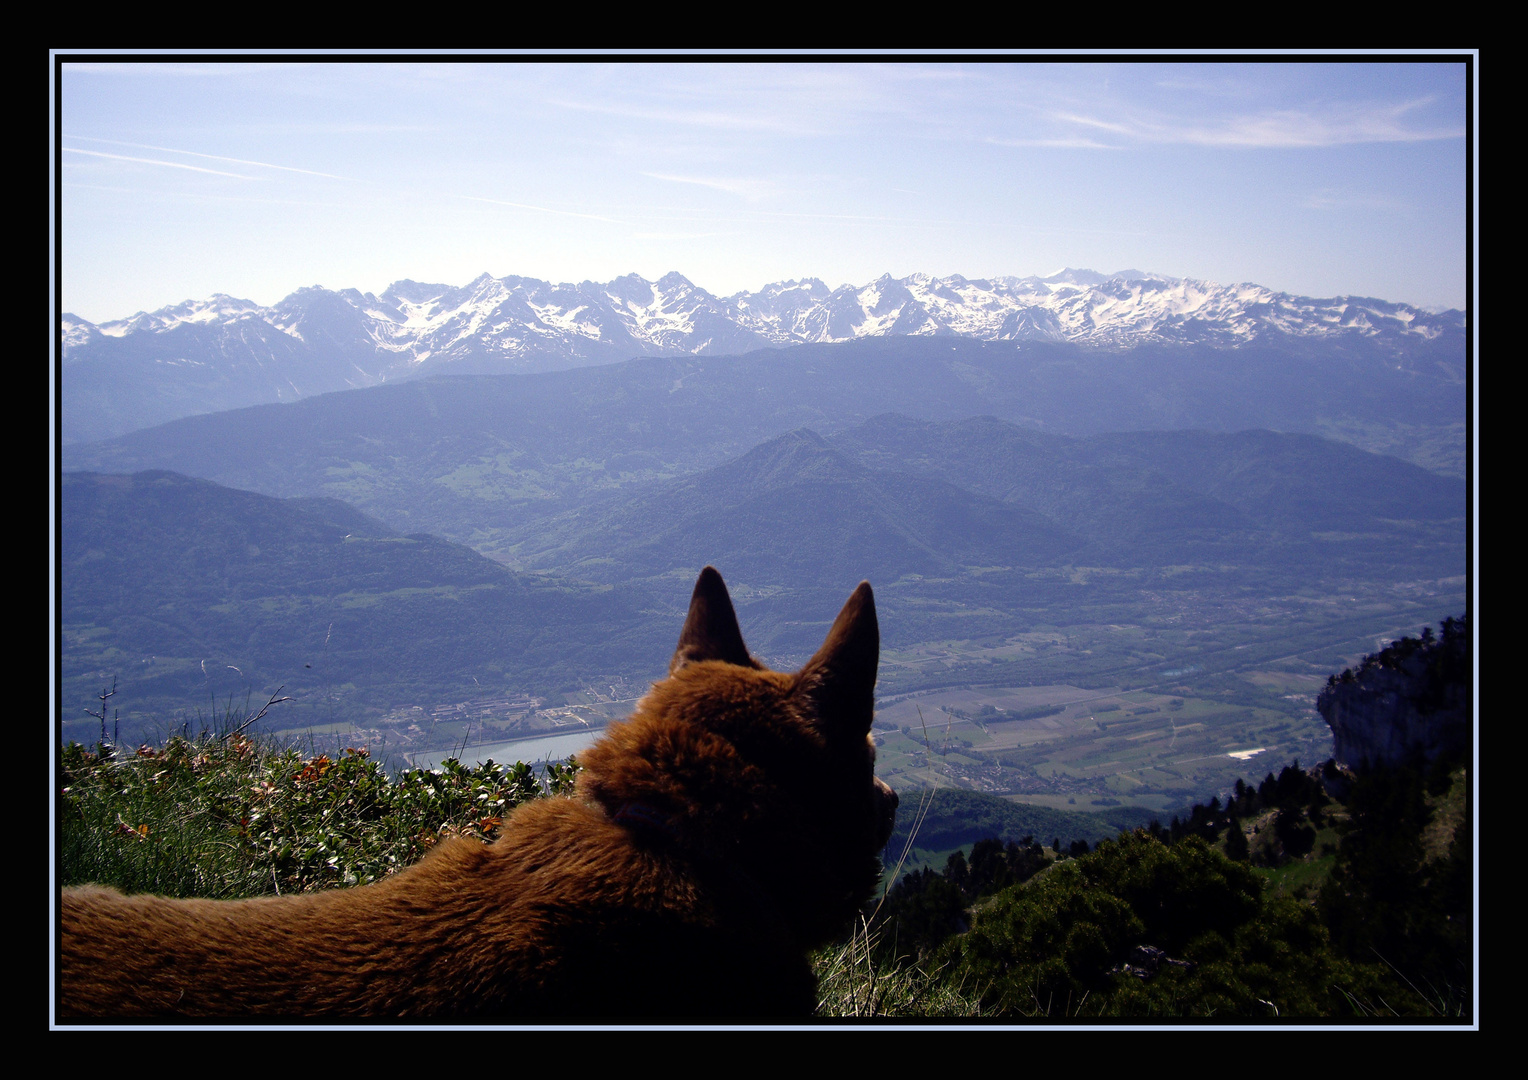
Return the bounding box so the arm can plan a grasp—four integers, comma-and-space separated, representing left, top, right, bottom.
62, 147, 256, 180
1050, 111, 1138, 138
1177, 100, 1460, 147
67, 133, 626, 225
986, 135, 1119, 150
68, 136, 351, 180
61, 182, 377, 212
1048, 98, 1462, 149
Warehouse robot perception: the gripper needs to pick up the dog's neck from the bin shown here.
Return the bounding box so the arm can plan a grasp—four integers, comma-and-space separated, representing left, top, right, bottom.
598, 794, 790, 931
609, 800, 682, 840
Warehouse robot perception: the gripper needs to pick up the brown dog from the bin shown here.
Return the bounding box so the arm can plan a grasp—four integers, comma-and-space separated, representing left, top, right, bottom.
59, 567, 897, 1020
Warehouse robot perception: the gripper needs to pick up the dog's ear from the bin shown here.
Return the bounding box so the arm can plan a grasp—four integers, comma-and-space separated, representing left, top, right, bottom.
795, 581, 878, 737
671, 566, 754, 674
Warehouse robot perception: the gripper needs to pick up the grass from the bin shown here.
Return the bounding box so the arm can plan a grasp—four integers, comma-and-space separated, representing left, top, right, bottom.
1252, 852, 1338, 900
60, 718, 577, 901
815, 785, 985, 1018
814, 921, 985, 1019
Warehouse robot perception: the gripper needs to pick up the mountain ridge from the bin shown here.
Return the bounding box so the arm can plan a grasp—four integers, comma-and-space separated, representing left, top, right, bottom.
61, 269, 1466, 445
64, 334, 1467, 562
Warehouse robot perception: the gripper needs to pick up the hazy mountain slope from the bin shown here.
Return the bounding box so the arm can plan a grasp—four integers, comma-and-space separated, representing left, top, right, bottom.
1075, 429, 1465, 529
827, 416, 1465, 572
489, 415, 1463, 662
62, 333, 1467, 565
506, 429, 1084, 587
61, 405, 1466, 746
828, 415, 1256, 556
61, 471, 669, 744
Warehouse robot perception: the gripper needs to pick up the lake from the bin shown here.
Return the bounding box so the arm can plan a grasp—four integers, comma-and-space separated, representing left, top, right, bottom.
405, 727, 606, 772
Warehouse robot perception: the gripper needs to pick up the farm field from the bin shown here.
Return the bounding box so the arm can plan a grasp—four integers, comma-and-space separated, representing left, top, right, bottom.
871, 677, 1333, 816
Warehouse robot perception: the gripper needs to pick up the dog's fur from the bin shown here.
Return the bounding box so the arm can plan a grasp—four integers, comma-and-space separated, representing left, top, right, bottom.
59, 567, 897, 1020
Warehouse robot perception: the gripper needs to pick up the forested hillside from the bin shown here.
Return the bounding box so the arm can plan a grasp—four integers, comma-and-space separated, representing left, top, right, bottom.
866, 618, 1473, 1019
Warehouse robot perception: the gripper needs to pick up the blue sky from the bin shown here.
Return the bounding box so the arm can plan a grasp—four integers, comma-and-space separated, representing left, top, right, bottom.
56, 58, 1471, 324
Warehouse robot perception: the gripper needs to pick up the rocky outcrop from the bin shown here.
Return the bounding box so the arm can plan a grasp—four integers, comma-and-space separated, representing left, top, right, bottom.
1316, 616, 1470, 771
1108, 945, 1196, 981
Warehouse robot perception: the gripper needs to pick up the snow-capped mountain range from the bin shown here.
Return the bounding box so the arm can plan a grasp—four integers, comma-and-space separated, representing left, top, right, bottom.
65, 267, 1460, 365
59, 269, 1465, 445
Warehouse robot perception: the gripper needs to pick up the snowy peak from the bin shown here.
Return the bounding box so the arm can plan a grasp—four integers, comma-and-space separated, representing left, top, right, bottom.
61, 313, 102, 352
93, 293, 264, 337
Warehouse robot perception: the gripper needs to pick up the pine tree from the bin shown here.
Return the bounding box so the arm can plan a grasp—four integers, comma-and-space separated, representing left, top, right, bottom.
1224, 814, 1249, 862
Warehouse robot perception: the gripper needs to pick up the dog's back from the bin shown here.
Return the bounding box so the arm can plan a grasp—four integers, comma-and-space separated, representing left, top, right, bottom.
62, 795, 813, 1018
59, 567, 894, 1020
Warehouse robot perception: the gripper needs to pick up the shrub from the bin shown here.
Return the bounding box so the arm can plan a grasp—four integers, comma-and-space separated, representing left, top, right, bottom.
60, 732, 574, 899
940, 831, 1415, 1018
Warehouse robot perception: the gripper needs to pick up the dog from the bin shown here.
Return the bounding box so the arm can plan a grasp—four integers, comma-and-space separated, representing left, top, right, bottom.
59, 567, 898, 1020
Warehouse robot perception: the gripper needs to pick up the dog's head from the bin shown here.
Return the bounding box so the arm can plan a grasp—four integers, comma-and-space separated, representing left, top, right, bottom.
579, 566, 898, 944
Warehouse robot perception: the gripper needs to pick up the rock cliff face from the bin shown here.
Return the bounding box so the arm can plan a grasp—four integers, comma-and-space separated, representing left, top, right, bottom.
1316, 617, 1470, 770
